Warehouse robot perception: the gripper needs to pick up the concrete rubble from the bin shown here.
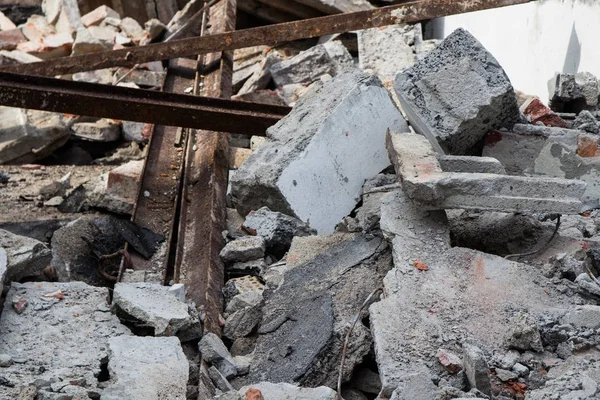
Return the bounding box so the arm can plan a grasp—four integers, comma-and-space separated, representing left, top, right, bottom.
231, 69, 408, 234
0, 3, 600, 400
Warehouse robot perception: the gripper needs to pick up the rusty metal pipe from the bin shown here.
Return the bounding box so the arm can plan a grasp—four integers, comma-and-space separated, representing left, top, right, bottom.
1, 0, 535, 77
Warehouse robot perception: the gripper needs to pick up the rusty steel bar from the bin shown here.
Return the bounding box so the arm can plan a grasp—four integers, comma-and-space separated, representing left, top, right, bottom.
175, 0, 236, 337
0, 71, 289, 135
1, 0, 535, 77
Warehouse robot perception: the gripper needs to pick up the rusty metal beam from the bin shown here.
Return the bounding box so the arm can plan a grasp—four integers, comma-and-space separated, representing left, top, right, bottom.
175, 0, 236, 337
0, 71, 289, 135
1, 0, 535, 77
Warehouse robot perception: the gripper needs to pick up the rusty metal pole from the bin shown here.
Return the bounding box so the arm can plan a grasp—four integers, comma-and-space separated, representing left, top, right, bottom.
174, 0, 237, 337
1, 0, 536, 77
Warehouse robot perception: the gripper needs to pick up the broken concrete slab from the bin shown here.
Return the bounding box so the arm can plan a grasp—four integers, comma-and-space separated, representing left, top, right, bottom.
394, 28, 520, 155
370, 241, 573, 395
358, 24, 418, 83
112, 283, 198, 337
242, 233, 390, 388
231, 69, 408, 234
387, 130, 587, 214
270, 41, 353, 86
560, 305, 600, 330
0, 107, 71, 164
102, 336, 188, 400
437, 155, 506, 174
0, 282, 130, 399
0, 228, 51, 282
242, 207, 315, 257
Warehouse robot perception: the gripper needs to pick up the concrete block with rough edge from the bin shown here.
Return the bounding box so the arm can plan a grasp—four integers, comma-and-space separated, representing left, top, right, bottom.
102, 336, 188, 400
0, 229, 51, 282
112, 283, 196, 337
387, 131, 587, 214
358, 24, 418, 83
231, 69, 408, 234
270, 41, 353, 86
394, 28, 520, 155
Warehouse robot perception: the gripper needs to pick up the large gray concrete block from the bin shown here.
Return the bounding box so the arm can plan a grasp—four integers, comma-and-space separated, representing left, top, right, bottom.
230, 69, 408, 234
102, 336, 188, 400
394, 28, 520, 155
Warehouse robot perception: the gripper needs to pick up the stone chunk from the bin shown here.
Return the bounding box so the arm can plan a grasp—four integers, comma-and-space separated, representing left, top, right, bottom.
21, 14, 55, 42
506, 312, 544, 352
238, 52, 281, 95
220, 236, 265, 263
54, 0, 83, 35
521, 97, 568, 128
0, 282, 130, 399
394, 28, 520, 155
102, 336, 188, 400
231, 69, 408, 234
0, 107, 70, 165
549, 72, 599, 112
0, 229, 51, 282
81, 5, 119, 27
358, 24, 418, 82
71, 118, 121, 141
242, 207, 315, 257
437, 349, 463, 374
463, 343, 492, 396
119, 17, 144, 43
387, 131, 587, 214
112, 283, 197, 337
199, 333, 237, 379
270, 41, 353, 86
106, 160, 143, 203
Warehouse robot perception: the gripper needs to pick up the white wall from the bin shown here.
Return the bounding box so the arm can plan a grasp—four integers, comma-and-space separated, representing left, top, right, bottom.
431, 0, 600, 103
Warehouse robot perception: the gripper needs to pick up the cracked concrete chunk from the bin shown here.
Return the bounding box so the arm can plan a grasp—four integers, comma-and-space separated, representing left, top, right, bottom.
112, 283, 197, 337
0, 228, 51, 282
242, 207, 316, 257
0, 282, 130, 399
231, 69, 408, 234
220, 236, 266, 263
102, 336, 188, 400
394, 28, 520, 155
358, 24, 418, 83
463, 344, 491, 396
390, 370, 437, 400
506, 312, 544, 352
270, 41, 353, 86
199, 333, 238, 379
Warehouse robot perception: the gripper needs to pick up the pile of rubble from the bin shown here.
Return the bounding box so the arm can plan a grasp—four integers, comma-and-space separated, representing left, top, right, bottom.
0, 1, 600, 400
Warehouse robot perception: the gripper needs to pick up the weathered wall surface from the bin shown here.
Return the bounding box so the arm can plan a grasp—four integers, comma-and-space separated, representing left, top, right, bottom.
431, 0, 600, 103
